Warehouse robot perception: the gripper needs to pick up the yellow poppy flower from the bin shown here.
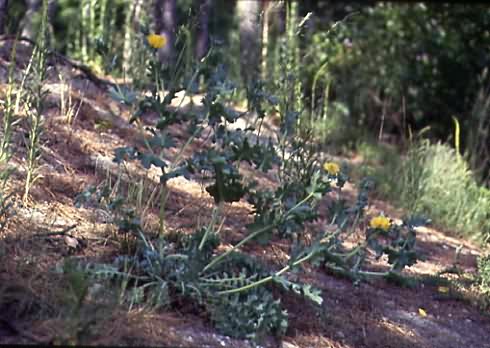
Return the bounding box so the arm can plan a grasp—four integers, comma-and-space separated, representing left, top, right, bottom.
147, 33, 167, 49
323, 162, 340, 175
369, 215, 391, 231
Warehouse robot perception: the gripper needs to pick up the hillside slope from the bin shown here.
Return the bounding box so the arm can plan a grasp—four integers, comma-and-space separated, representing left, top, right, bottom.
1, 41, 489, 348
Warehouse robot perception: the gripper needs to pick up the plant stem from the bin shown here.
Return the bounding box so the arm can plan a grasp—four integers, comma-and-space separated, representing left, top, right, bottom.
201, 224, 273, 273
158, 184, 168, 236
357, 270, 390, 277
202, 189, 317, 273
329, 244, 362, 261
198, 206, 220, 250
216, 243, 318, 295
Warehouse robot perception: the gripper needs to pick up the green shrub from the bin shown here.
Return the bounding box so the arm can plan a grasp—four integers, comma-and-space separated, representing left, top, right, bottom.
393, 140, 490, 241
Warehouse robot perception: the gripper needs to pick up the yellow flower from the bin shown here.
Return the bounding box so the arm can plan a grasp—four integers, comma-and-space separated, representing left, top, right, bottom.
418, 308, 427, 317
369, 215, 391, 231
323, 162, 340, 175
147, 33, 167, 49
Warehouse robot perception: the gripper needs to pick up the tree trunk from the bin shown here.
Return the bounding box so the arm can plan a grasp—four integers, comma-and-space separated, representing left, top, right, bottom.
47, 0, 56, 23
237, 0, 261, 91
21, 0, 56, 40
21, 0, 41, 39
261, 0, 272, 80
0, 0, 8, 35
195, 0, 212, 61
274, 0, 286, 35
123, 0, 143, 72
154, 0, 176, 65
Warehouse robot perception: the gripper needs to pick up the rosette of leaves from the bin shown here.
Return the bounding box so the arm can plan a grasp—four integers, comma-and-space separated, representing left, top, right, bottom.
73, 188, 336, 340
202, 252, 289, 340
208, 286, 288, 340
112, 227, 290, 339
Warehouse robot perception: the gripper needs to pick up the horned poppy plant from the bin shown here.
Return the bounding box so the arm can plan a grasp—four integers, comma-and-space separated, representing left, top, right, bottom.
147, 34, 167, 49
369, 215, 391, 231
323, 162, 340, 176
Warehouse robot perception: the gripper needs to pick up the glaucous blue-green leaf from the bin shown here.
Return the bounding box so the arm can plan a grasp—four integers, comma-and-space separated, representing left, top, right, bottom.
114, 146, 137, 163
